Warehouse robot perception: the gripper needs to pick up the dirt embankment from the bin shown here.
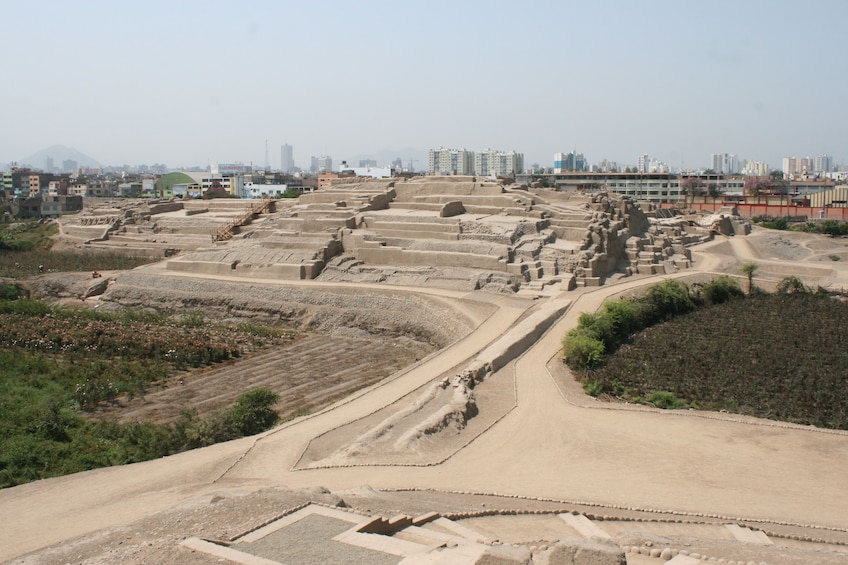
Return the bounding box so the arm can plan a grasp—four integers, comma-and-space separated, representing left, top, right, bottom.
98, 271, 480, 348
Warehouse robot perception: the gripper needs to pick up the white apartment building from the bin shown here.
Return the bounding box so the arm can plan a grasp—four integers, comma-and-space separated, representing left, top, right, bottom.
637, 154, 649, 173
428, 148, 475, 175
474, 149, 524, 177
742, 160, 770, 176
710, 153, 738, 174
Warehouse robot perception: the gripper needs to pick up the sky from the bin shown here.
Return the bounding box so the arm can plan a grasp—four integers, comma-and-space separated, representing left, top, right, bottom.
1, 0, 845, 171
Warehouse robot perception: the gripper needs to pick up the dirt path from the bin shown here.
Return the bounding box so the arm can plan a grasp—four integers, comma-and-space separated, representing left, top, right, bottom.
2, 231, 848, 562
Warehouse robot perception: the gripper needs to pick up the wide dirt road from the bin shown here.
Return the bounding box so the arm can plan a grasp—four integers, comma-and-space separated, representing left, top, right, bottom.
1, 229, 847, 562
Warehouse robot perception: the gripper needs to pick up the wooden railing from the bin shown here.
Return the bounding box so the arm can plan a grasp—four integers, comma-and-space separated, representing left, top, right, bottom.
211, 199, 274, 242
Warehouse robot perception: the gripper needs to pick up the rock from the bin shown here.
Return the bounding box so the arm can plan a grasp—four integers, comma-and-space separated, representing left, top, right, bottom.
83, 277, 109, 299
475, 544, 532, 564
546, 538, 626, 565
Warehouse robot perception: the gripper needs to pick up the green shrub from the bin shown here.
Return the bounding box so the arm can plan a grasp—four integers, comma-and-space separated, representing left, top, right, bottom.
0, 298, 51, 316
643, 279, 696, 322
776, 276, 809, 295
229, 388, 280, 436
582, 378, 604, 397
562, 329, 605, 369
647, 390, 686, 409
576, 312, 616, 344
761, 217, 789, 230
700, 276, 744, 305
184, 410, 237, 448
601, 298, 649, 341
0, 282, 20, 301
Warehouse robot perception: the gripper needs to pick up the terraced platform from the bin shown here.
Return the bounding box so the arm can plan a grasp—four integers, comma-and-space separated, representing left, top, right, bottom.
56, 178, 717, 292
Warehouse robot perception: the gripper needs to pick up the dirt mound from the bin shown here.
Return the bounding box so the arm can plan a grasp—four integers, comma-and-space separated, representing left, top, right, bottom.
99, 270, 480, 347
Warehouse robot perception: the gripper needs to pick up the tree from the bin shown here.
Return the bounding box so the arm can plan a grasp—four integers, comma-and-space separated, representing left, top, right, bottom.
740, 261, 758, 295
707, 183, 722, 204
769, 170, 790, 210
743, 176, 772, 198
680, 177, 706, 207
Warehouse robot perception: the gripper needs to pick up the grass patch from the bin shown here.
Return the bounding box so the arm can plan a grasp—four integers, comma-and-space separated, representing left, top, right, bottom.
0, 298, 297, 488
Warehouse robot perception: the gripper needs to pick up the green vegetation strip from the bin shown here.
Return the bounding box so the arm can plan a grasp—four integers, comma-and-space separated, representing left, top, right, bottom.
0, 299, 294, 488
563, 277, 848, 430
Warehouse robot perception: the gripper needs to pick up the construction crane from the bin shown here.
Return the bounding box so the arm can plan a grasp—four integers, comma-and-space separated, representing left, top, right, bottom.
407, 158, 419, 172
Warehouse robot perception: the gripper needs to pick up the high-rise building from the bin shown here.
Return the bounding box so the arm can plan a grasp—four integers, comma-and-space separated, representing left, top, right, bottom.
428, 148, 474, 175
475, 149, 523, 177
553, 151, 586, 173
815, 154, 832, 174
710, 153, 737, 174
280, 144, 294, 172
782, 157, 796, 178
310, 155, 332, 173
637, 154, 649, 173
742, 161, 770, 176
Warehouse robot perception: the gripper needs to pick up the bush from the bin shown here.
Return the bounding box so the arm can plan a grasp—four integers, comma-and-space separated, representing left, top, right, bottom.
582, 378, 604, 397
229, 388, 280, 436
601, 298, 649, 342
776, 276, 809, 295
562, 329, 605, 369
647, 390, 686, 409
576, 312, 616, 345
643, 279, 696, 322
762, 217, 789, 230
700, 276, 744, 305
0, 282, 20, 301
185, 410, 237, 447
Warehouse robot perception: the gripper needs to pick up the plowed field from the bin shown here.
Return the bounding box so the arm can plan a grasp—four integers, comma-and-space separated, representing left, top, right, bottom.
95, 333, 434, 425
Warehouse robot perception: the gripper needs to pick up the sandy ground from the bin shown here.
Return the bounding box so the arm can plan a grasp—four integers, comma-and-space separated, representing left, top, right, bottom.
2, 227, 848, 564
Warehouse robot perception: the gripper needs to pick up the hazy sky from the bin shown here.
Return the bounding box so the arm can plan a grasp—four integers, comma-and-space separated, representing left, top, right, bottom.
2, 0, 845, 171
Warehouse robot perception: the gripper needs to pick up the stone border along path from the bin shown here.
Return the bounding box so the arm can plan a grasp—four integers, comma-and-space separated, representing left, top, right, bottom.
1, 231, 848, 562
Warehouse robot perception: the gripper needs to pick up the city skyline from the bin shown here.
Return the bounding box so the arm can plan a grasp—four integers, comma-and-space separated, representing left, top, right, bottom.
2, 1, 845, 171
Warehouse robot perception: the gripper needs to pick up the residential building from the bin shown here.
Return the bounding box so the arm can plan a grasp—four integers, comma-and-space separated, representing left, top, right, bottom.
244, 182, 288, 199
475, 149, 524, 177
710, 153, 738, 174
8, 195, 83, 219
742, 161, 770, 176
815, 154, 832, 174
428, 148, 474, 175
782, 157, 796, 178
637, 154, 649, 173
783, 156, 817, 178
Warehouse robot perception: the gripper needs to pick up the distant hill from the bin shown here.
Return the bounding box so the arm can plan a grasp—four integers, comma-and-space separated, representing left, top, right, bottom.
18, 145, 100, 170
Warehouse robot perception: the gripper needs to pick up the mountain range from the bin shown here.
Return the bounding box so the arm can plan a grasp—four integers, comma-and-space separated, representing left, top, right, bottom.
16, 145, 100, 170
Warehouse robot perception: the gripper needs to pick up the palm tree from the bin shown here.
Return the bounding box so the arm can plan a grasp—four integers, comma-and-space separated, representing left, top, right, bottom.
740, 261, 758, 295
